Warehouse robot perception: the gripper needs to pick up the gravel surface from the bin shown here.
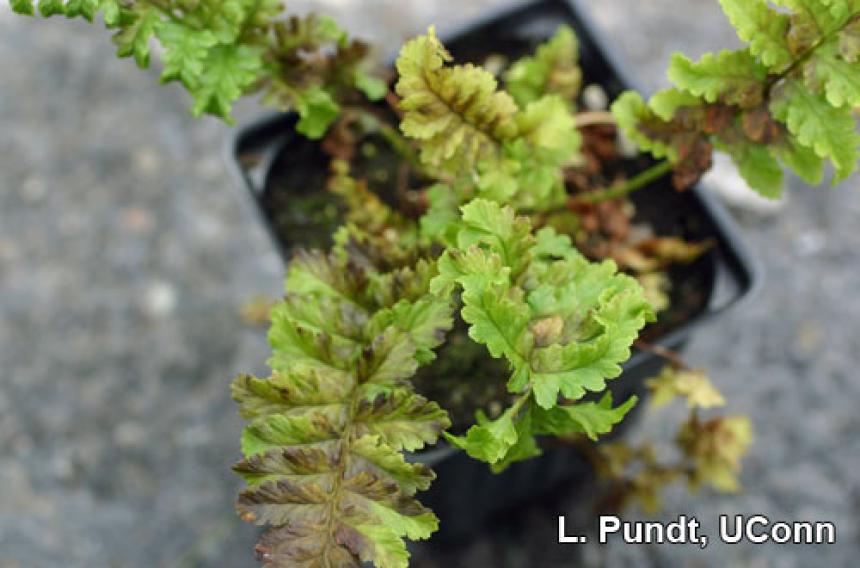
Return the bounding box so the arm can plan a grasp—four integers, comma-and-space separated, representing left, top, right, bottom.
1, 1, 859, 567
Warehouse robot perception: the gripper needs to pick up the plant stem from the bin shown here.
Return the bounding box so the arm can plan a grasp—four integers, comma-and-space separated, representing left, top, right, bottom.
571, 160, 673, 205
634, 339, 690, 371
343, 105, 427, 176
575, 110, 616, 128
376, 121, 422, 171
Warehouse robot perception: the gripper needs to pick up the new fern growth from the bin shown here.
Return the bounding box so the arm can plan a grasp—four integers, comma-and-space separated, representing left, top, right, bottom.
395, 28, 581, 211
12, 1, 860, 567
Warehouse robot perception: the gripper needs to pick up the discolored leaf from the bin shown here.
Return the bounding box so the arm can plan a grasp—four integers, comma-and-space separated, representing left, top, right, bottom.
636, 237, 713, 265
804, 38, 860, 108
840, 15, 860, 61
232, 371, 350, 421
286, 249, 371, 309
678, 415, 753, 492
233, 445, 339, 486
668, 50, 768, 107
395, 27, 519, 172
646, 367, 727, 409
235, 240, 452, 568
348, 436, 435, 495
353, 390, 451, 452
648, 89, 702, 121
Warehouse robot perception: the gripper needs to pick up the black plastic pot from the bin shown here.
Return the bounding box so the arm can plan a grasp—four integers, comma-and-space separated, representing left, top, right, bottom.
228, 0, 761, 544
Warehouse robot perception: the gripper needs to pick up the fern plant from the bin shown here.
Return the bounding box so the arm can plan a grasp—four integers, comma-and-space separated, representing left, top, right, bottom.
11, 0, 860, 566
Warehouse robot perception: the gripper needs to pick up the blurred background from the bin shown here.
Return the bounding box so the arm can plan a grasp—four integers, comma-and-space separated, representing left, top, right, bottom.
1, 0, 859, 566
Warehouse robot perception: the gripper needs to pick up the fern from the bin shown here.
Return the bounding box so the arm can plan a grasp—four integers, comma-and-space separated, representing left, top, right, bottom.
504, 26, 582, 107
589, 365, 752, 512
677, 414, 753, 492
718, 0, 793, 70
11, 1, 385, 130
613, 0, 860, 196
646, 367, 726, 409
771, 78, 859, 182
231, 27, 656, 559
430, 199, 654, 470
10, 5, 811, 567
667, 50, 769, 106
233, 245, 453, 568
395, 27, 520, 173
396, 28, 581, 211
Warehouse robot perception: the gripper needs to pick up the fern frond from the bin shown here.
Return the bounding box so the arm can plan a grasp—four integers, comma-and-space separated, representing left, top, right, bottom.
667, 50, 768, 107
504, 26, 582, 107
395, 27, 520, 173
395, 30, 582, 212
678, 415, 753, 492
771, 79, 860, 182
718, 0, 793, 70
234, 249, 453, 568
430, 200, 654, 469
646, 367, 726, 409
612, 91, 679, 162
12, 1, 382, 130
616, 1, 860, 196
516, 95, 582, 161
803, 33, 860, 107
725, 141, 785, 198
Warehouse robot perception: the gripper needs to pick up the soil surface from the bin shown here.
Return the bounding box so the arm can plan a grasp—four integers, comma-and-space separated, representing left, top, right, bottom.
2, 2, 859, 567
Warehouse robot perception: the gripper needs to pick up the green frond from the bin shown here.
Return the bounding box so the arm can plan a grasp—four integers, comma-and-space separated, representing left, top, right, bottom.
432, 200, 653, 469
771, 79, 860, 183
718, 0, 793, 70
504, 25, 582, 107
726, 142, 785, 198
803, 37, 860, 108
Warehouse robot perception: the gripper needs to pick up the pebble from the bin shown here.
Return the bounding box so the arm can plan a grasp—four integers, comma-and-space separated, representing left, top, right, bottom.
119, 206, 156, 234
581, 84, 609, 110
143, 280, 178, 319
133, 147, 161, 176
112, 422, 147, 448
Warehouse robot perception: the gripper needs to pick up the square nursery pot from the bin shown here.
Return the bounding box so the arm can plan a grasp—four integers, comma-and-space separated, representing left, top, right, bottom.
228, 0, 761, 544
